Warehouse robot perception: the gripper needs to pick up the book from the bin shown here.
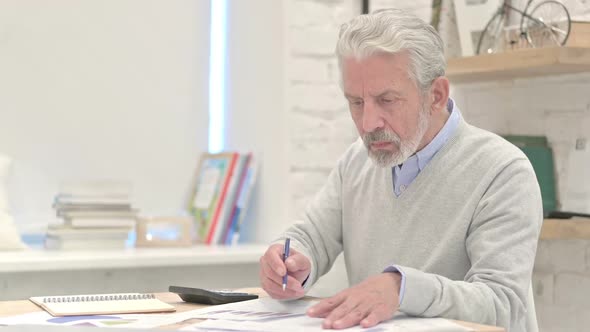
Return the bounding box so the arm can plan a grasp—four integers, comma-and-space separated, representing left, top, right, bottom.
44, 237, 127, 250
205, 152, 240, 245
53, 203, 133, 212
210, 154, 249, 244
63, 217, 137, 229
225, 155, 258, 246
30, 293, 175, 316
45, 225, 131, 249
46, 225, 131, 238
222, 153, 252, 245
503, 135, 557, 216
58, 209, 138, 218
188, 152, 238, 244
58, 180, 133, 198
54, 195, 131, 206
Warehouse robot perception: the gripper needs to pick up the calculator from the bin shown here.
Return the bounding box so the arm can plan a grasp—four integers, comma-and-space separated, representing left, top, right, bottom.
169, 286, 259, 305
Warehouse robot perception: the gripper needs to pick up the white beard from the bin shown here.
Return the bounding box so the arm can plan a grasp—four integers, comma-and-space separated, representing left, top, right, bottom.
362, 106, 430, 168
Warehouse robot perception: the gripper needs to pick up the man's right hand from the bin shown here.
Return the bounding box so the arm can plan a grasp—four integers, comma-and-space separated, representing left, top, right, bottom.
259, 243, 310, 299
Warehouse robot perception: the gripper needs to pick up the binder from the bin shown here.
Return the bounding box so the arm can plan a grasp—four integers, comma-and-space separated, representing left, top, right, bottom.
503, 135, 557, 215
30, 293, 175, 317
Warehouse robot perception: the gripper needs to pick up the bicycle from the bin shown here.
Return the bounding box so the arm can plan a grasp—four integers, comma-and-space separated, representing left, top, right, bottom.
476, 0, 571, 55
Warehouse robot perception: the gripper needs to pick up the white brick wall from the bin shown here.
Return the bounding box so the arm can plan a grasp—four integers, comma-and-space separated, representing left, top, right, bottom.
535, 240, 588, 272
285, 0, 359, 223
555, 273, 590, 307
289, 84, 345, 110
454, 74, 590, 213
533, 239, 590, 332
532, 272, 554, 305
533, 240, 590, 332
284, 0, 590, 329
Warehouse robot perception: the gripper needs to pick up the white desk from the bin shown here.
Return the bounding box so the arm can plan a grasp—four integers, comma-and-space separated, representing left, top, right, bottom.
0, 245, 266, 300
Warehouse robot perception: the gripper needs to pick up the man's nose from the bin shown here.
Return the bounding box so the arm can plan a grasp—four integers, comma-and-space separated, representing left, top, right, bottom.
362, 102, 385, 133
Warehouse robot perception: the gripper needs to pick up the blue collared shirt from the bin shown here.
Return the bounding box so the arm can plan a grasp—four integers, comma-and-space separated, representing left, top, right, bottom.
392, 99, 460, 196
385, 98, 461, 305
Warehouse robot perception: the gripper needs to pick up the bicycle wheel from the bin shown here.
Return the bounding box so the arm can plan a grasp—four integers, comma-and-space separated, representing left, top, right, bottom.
519, 0, 539, 33
522, 0, 571, 48
476, 11, 507, 55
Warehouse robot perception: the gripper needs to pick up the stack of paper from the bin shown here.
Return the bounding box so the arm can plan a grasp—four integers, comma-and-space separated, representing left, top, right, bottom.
175, 298, 473, 332
47, 180, 138, 250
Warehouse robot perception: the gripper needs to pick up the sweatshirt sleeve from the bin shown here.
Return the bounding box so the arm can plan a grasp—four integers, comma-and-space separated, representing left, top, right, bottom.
275, 161, 345, 290
398, 158, 543, 331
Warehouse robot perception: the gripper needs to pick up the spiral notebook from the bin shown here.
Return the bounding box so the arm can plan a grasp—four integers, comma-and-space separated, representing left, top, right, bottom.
30, 293, 176, 317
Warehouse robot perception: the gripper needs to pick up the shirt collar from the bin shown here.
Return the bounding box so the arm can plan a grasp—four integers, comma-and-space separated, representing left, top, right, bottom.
401, 98, 460, 171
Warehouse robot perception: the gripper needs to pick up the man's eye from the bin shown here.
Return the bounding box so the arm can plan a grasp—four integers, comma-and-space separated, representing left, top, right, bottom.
349, 100, 363, 106
381, 98, 393, 104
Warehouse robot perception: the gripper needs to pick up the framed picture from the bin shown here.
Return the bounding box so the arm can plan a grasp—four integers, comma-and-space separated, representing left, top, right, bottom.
135, 216, 193, 247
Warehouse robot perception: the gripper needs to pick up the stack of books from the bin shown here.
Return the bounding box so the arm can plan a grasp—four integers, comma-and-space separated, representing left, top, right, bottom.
46, 181, 138, 250
188, 152, 257, 245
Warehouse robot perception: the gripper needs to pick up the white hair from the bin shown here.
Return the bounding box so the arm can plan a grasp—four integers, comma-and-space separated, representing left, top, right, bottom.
336, 9, 446, 92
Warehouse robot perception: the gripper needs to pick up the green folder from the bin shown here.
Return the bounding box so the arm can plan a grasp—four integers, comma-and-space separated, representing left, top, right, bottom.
503, 135, 548, 148
503, 135, 557, 216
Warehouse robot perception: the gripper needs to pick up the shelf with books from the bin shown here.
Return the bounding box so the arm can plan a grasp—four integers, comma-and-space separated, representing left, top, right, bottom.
0, 244, 267, 273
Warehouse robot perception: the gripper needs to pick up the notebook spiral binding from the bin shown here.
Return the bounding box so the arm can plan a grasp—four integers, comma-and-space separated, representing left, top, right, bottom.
42, 293, 156, 303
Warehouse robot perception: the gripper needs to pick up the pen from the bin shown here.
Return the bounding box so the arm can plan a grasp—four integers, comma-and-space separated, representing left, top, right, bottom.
282, 238, 291, 291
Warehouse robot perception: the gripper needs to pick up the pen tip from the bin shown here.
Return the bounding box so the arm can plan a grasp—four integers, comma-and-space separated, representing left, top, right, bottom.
282, 284, 286, 291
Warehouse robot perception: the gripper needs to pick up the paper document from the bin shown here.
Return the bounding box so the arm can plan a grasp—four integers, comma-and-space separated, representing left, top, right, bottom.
0, 310, 191, 329
179, 297, 313, 322
176, 298, 472, 331
183, 317, 471, 331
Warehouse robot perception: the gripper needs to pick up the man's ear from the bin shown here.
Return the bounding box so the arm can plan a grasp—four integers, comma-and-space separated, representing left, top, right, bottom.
429, 76, 450, 114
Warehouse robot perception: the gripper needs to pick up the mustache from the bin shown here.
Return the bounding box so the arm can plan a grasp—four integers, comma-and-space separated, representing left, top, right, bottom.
362, 129, 401, 146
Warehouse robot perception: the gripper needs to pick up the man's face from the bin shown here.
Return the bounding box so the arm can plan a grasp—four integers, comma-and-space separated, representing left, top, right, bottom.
342, 52, 431, 167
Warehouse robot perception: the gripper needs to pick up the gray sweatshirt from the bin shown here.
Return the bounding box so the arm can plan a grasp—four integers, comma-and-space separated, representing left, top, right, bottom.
281, 116, 543, 332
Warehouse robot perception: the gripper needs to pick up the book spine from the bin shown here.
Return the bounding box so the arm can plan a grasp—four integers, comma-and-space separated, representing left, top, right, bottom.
212, 154, 248, 245
54, 204, 133, 211
64, 218, 137, 229
191, 155, 220, 242
58, 210, 138, 218
229, 156, 257, 246
222, 154, 252, 245
205, 153, 239, 245
54, 196, 131, 205
225, 209, 240, 245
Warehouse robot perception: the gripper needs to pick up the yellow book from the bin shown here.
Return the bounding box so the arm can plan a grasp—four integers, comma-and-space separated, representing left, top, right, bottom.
30, 293, 175, 317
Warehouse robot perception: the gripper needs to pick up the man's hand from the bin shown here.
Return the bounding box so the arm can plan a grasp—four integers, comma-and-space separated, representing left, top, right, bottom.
307, 272, 401, 329
259, 243, 310, 299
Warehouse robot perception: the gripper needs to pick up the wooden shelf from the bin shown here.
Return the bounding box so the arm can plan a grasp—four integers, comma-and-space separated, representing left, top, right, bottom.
447, 47, 590, 83
540, 218, 590, 240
